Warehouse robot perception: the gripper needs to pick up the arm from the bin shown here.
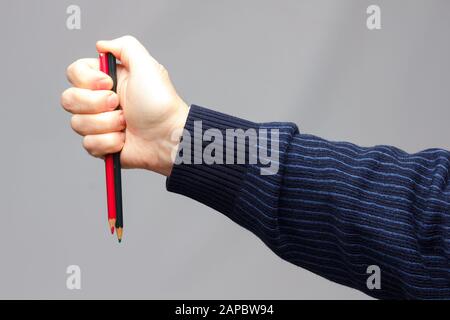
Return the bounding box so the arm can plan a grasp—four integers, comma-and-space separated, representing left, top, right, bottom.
61, 36, 450, 299
167, 105, 450, 299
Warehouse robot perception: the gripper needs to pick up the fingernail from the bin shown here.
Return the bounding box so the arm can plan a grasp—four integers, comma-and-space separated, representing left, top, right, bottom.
107, 94, 118, 109
119, 112, 126, 126
97, 77, 111, 90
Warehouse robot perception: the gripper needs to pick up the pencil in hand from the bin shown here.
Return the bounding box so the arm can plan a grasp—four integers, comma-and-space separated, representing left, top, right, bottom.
106, 53, 124, 243
99, 53, 117, 236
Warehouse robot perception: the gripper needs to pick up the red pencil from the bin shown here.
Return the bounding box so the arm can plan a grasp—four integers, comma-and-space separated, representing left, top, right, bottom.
99, 53, 117, 234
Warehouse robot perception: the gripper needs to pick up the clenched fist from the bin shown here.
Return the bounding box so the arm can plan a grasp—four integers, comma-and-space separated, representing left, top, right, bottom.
61, 36, 189, 176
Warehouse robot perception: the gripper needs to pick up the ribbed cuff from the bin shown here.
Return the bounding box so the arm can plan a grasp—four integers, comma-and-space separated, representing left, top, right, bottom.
166, 105, 257, 215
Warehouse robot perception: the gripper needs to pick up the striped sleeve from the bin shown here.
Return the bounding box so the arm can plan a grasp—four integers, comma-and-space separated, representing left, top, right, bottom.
166, 105, 450, 299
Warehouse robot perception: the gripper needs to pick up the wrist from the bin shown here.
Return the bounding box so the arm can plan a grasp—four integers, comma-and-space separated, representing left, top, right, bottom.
149, 99, 190, 176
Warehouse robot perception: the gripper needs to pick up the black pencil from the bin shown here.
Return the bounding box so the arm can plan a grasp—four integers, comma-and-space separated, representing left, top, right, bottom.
107, 53, 124, 243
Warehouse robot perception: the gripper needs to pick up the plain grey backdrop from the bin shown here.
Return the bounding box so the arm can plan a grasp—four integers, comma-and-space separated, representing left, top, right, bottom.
1, 0, 449, 299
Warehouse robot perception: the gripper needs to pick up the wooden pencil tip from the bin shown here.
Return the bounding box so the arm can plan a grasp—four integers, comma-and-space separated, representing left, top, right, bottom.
108, 219, 116, 235
116, 228, 123, 243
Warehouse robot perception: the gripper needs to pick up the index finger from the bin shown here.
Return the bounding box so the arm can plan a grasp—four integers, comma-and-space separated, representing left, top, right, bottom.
66, 58, 113, 90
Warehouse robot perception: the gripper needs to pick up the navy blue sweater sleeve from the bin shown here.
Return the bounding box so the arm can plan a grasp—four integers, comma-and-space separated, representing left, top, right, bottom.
166, 105, 450, 299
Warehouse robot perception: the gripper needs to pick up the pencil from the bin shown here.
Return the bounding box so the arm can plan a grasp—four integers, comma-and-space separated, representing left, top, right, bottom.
99, 53, 117, 235
106, 53, 124, 243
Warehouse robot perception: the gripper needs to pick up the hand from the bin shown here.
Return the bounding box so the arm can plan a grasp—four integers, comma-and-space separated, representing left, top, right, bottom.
61, 35, 189, 176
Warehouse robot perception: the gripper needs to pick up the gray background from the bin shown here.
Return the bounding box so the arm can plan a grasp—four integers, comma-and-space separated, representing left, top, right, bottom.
1, 0, 449, 299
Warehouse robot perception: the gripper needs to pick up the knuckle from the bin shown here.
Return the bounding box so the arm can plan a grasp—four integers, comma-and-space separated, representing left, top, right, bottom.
68, 59, 81, 74
66, 58, 91, 84
61, 89, 72, 110
71, 59, 88, 75
74, 58, 85, 66
66, 62, 75, 77
82, 136, 90, 149
123, 35, 137, 43
83, 136, 96, 155
70, 115, 82, 133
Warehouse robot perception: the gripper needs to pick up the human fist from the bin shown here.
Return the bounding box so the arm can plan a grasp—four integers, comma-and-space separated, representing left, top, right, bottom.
61, 36, 189, 176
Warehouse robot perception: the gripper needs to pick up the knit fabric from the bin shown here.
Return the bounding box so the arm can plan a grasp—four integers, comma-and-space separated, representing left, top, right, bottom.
167, 105, 450, 299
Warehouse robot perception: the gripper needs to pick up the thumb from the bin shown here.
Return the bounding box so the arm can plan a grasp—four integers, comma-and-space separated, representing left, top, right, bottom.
96, 35, 158, 71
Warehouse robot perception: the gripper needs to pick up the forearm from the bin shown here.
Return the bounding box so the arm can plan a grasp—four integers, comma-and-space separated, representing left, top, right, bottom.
166, 104, 450, 299
278, 133, 450, 299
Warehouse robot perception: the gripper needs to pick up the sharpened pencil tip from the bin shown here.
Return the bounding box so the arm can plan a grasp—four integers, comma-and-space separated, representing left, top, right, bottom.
116, 228, 123, 243
108, 219, 116, 235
